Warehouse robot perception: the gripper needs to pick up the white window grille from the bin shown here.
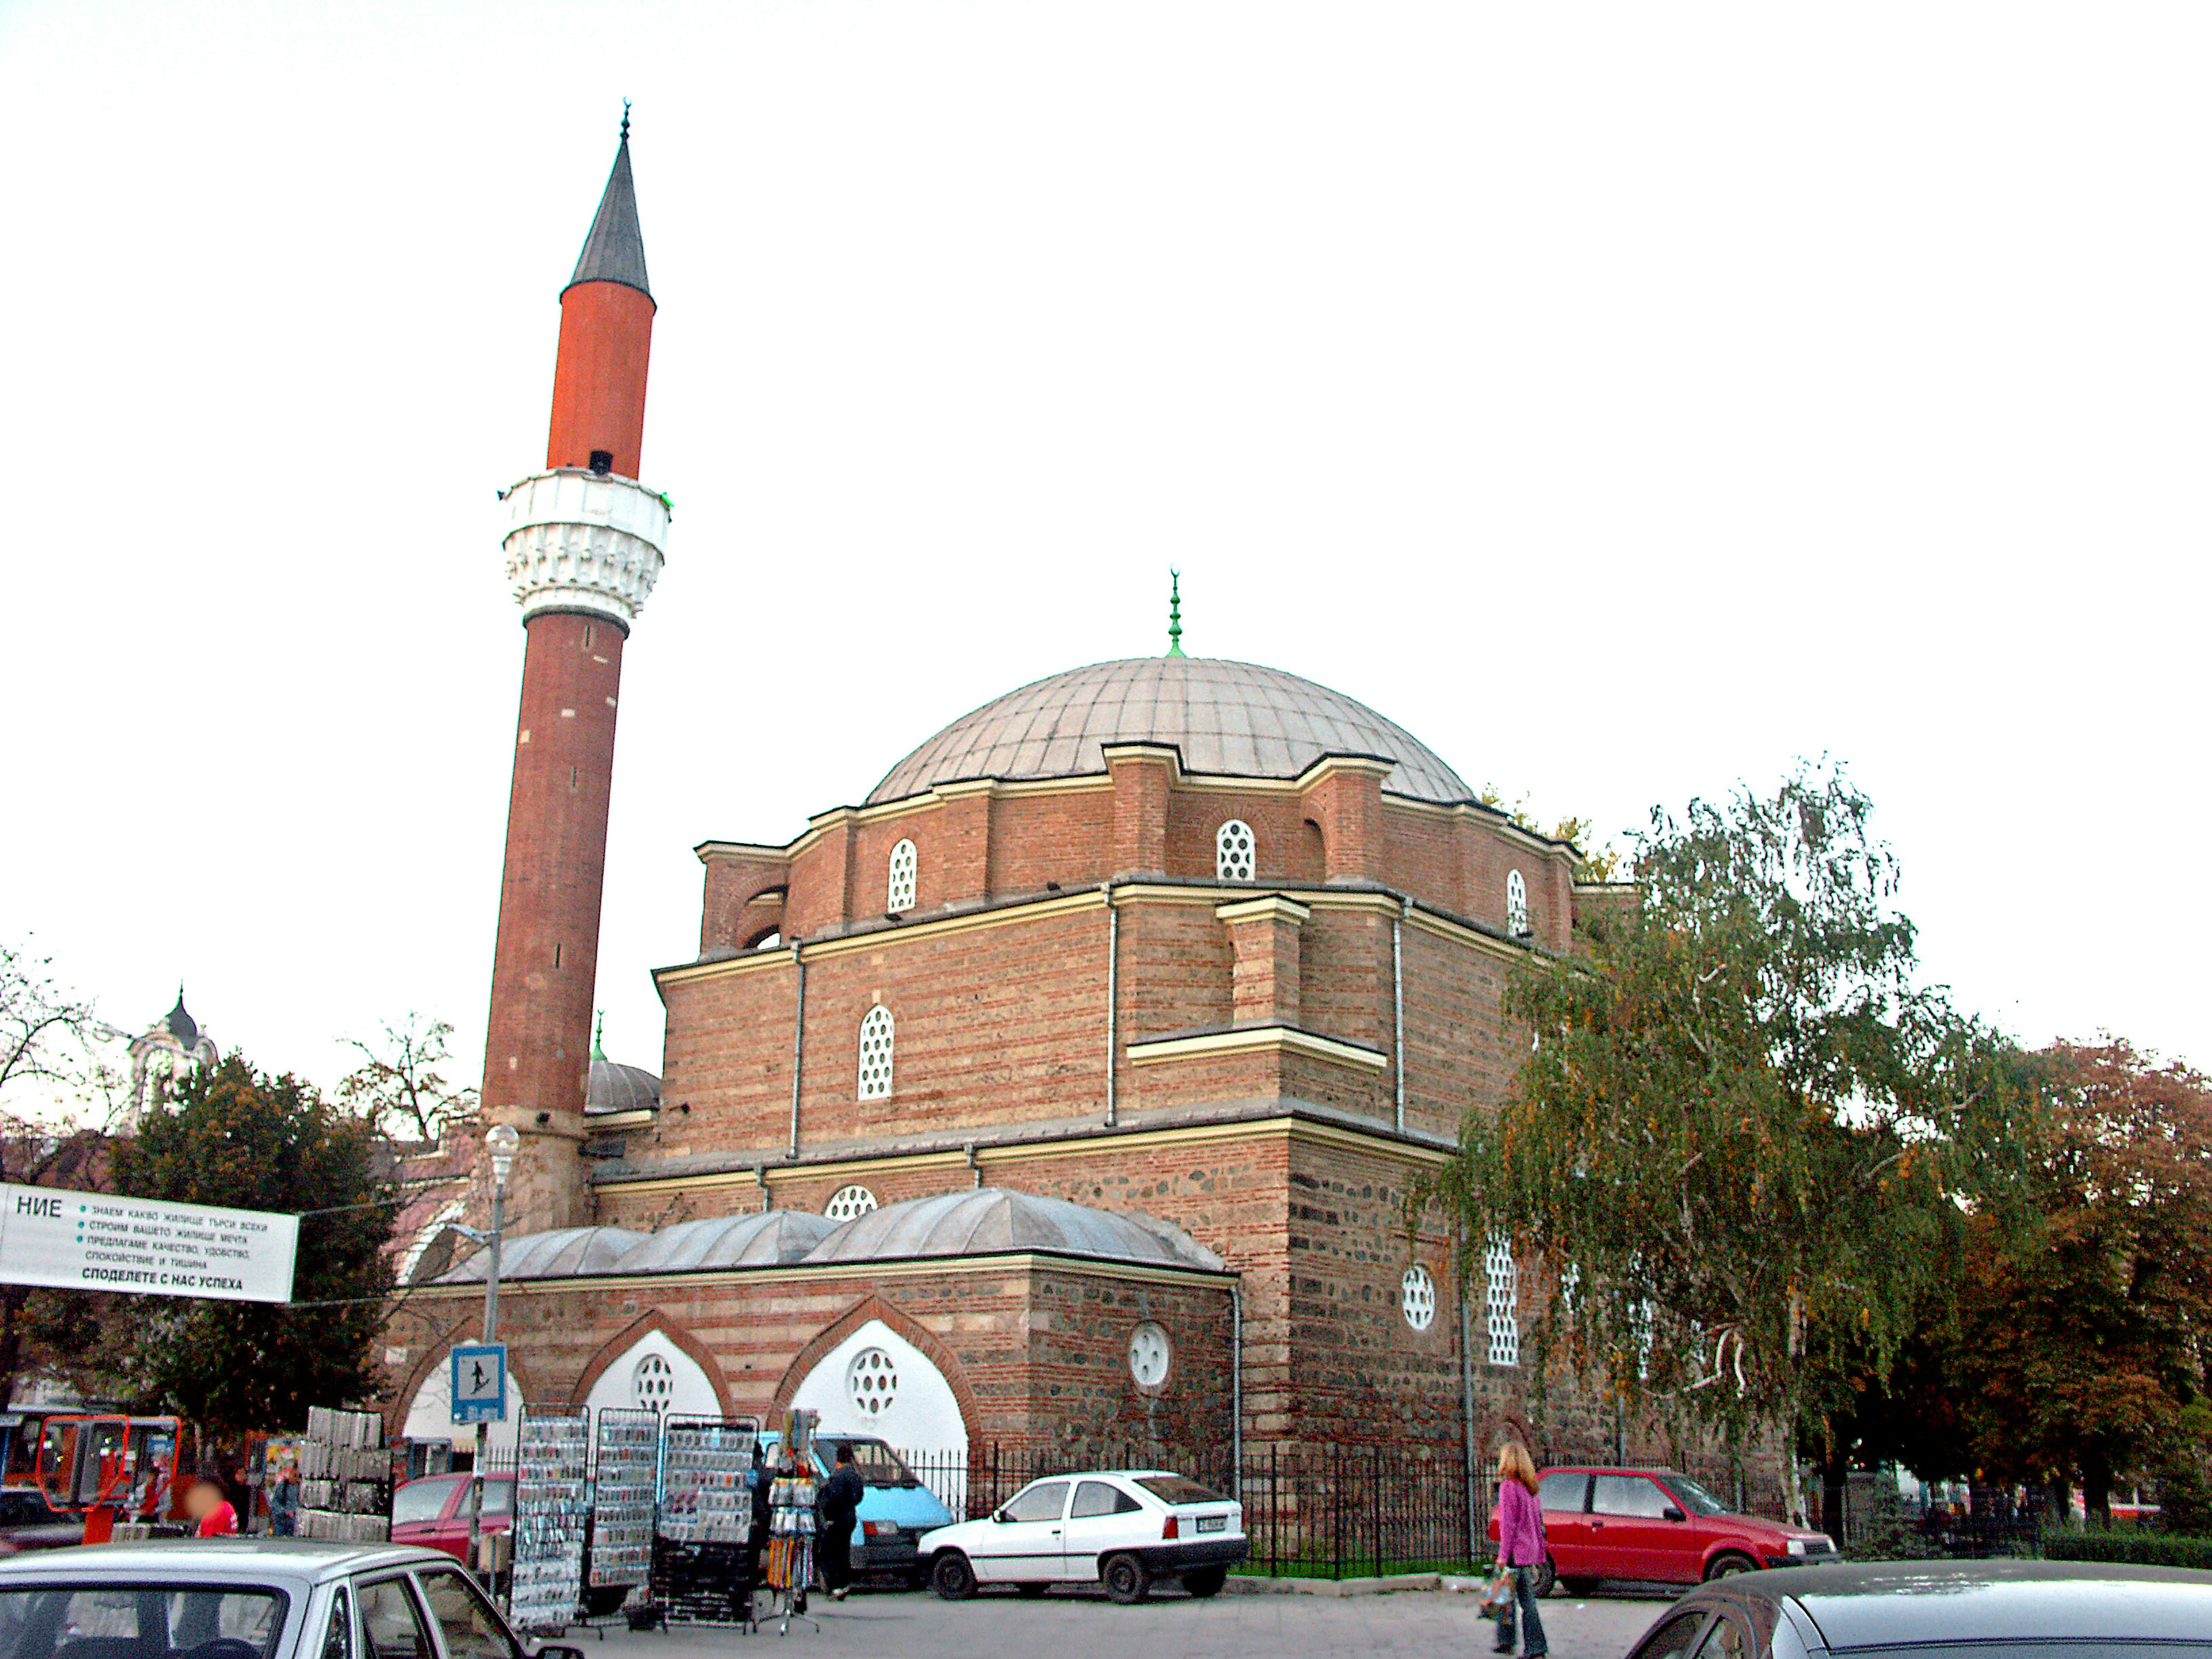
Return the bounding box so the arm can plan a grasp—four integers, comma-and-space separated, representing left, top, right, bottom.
1400, 1265, 1437, 1332
887, 838, 918, 912
857, 1006, 895, 1100
1128, 1321, 1172, 1387
846, 1346, 899, 1417
1506, 869, 1530, 936
1215, 820, 1256, 881
824, 1184, 878, 1221
1485, 1234, 1520, 1366
1634, 1297, 1657, 1380
631, 1352, 675, 1412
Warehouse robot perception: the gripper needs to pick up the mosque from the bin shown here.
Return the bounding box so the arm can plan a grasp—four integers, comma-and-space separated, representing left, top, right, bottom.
381, 120, 1647, 1483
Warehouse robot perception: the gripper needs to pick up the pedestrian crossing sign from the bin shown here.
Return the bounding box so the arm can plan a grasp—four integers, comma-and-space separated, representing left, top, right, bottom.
450, 1343, 507, 1424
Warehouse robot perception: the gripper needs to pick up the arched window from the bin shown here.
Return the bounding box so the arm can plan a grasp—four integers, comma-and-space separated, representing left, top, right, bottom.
857, 1006, 895, 1100
887, 838, 918, 913
1215, 820, 1256, 881
824, 1184, 878, 1221
1506, 869, 1530, 936
1485, 1234, 1520, 1366
1400, 1265, 1437, 1332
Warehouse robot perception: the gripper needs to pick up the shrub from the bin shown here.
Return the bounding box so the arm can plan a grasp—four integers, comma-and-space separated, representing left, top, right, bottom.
2042, 1531, 2212, 1571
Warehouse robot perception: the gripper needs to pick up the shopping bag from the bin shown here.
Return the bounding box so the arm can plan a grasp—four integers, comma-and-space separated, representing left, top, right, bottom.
1479, 1571, 1514, 1620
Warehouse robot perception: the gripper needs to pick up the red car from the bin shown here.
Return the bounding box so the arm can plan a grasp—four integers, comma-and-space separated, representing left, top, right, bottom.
390, 1471, 513, 1560
1486, 1466, 1835, 1594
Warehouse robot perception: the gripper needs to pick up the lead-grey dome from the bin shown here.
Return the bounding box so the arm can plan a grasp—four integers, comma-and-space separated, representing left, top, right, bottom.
868, 657, 1472, 806
437, 1225, 645, 1283
612, 1210, 835, 1272
800, 1188, 1224, 1272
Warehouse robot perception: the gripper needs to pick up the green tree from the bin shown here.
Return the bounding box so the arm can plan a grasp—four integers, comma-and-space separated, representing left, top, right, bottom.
1429, 762, 2032, 1512
100, 1054, 396, 1430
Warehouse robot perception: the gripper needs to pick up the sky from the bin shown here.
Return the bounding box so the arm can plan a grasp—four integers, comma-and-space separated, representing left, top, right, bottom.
3, 2, 2206, 1104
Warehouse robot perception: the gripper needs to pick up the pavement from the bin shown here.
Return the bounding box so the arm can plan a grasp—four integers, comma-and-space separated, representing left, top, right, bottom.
560, 1582, 1680, 1659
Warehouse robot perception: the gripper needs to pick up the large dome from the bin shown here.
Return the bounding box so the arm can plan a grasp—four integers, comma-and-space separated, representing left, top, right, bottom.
868, 657, 1472, 806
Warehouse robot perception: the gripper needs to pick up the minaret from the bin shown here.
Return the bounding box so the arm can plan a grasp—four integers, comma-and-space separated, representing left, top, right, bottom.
482, 111, 668, 1233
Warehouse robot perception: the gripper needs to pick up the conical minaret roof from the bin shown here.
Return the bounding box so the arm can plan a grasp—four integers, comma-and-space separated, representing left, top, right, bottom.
565, 110, 651, 301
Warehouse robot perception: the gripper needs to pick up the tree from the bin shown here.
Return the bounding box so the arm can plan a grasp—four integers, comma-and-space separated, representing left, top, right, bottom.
0, 940, 109, 1119
1428, 762, 2033, 1510
1943, 1041, 2212, 1521
336, 1013, 477, 1145
94, 1053, 397, 1430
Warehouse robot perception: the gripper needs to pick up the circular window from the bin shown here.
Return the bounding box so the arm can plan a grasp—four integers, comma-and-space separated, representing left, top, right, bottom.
824, 1184, 878, 1222
1128, 1321, 1171, 1388
1402, 1265, 1437, 1332
631, 1352, 675, 1412
846, 1346, 899, 1416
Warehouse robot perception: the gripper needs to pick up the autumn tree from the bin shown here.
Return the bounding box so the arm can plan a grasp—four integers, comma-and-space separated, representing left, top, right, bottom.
1429, 762, 2033, 1518
93, 1054, 397, 1430
336, 1013, 477, 1144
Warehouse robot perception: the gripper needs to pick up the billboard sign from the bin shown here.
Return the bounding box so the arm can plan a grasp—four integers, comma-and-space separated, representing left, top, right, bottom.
0, 1185, 299, 1304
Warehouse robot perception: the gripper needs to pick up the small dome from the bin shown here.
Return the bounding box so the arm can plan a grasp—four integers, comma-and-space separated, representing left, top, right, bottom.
613, 1210, 835, 1272
800, 1188, 1224, 1272
437, 1225, 645, 1282
588, 1056, 661, 1115
164, 990, 201, 1051
868, 657, 1472, 806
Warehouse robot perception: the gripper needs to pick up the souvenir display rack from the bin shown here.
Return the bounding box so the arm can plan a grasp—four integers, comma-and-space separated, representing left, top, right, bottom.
508, 1407, 589, 1633
296, 1407, 389, 1543
588, 1409, 658, 1599
763, 1409, 819, 1636
650, 1417, 761, 1628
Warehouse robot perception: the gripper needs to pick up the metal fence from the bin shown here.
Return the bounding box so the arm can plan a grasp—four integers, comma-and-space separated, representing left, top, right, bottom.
899, 1441, 1486, 1580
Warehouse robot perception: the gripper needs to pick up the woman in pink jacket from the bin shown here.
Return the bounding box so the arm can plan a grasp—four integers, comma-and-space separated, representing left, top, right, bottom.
1491, 1441, 1548, 1657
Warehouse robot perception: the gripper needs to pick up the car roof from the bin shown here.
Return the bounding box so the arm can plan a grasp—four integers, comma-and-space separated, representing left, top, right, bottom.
0, 1539, 457, 1586
1544, 1465, 1685, 1479
1727, 1560, 2212, 1647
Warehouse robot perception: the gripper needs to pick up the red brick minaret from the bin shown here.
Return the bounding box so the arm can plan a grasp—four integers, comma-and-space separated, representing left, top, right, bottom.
483, 113, 668, 1233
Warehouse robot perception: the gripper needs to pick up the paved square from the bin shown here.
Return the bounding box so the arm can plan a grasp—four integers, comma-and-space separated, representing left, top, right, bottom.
571, 1585, 1677, 1659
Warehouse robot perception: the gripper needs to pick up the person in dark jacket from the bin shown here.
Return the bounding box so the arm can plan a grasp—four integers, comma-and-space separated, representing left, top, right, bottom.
815, 1444, 865, 1601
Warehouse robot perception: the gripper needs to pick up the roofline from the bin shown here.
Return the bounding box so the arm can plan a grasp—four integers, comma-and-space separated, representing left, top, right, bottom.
419, 1244, 1236, 1296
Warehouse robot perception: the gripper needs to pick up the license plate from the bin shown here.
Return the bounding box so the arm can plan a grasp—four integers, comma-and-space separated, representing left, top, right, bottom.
1197, 1516, 1226, 1533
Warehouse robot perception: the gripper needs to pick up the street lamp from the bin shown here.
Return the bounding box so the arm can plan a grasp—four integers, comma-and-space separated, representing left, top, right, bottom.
465, 1123, 521, 1584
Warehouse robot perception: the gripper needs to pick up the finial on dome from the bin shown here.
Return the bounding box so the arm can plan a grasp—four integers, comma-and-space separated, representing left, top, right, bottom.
592, 1010, 607, 1061
1166, 569, 1184, 657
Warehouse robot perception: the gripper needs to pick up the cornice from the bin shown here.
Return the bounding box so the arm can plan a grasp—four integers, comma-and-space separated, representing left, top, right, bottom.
1125, 1024, 1391, 1073
1213, 894, 1313, 927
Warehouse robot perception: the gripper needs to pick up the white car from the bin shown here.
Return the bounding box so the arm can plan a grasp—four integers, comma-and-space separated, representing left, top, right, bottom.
920, 1470, 1246, 1604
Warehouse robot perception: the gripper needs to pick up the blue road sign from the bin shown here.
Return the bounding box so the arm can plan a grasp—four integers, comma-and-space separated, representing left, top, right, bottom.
450, 1343, 507, 1424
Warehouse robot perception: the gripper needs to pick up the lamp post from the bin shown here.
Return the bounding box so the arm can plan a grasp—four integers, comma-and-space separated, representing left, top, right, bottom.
465, 1124, 521, 1585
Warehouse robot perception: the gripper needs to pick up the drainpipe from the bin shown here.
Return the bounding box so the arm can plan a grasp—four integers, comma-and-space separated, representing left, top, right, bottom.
788, 941, 806, 1160
1392, 898, 1408, 1133
1104, 884, 1120, 1127
1230, 1280, 1243, 1479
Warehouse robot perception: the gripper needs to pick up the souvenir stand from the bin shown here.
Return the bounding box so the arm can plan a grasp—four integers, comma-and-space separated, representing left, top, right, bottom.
294, 1407, 390, 1543
582, 1408, 660, 1635
650, 1417, 760, 1631
763, 1409, 820, 1637
507, 1407, 590, 1634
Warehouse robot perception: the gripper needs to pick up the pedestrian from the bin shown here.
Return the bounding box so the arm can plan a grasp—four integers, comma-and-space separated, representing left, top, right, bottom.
1491, 1441, 1548, 1658
268, 1461, 300, 1538
815, 1443, 865, 1602
185, 1478, 238, 1539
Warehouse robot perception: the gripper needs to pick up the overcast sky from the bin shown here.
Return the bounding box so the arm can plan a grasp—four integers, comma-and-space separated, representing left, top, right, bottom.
4, 1, 2205, 1105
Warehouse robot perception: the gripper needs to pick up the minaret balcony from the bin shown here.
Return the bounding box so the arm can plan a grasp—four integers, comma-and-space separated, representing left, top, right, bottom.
501, 467, 669, 627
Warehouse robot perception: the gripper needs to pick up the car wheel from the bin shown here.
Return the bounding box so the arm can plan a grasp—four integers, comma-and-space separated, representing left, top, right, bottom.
1532, 1556, 1557, 1599
1704, 1552, 1759, 1581
1016, 1583, 1049, 1599
1558, 1576, 1599, 1598
931, 1552, 978, 1600
1179, 1567, 1228, 1599
1103, 1551, 1151, 1605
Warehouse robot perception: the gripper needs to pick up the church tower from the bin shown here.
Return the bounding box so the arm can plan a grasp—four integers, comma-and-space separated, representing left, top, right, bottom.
482, 114, 667, 1232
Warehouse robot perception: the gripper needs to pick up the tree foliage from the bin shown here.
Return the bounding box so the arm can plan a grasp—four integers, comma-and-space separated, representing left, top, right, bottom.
1429, 762, 2034, 1449
94, 1054, 397, 1430
336, 1013, 477, 1145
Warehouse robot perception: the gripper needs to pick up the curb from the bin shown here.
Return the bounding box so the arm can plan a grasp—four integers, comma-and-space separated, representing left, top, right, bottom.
1227, 1572, 1455, 1597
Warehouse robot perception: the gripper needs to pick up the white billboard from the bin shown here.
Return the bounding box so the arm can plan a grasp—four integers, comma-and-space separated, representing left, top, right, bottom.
0, 1185, 299, 1304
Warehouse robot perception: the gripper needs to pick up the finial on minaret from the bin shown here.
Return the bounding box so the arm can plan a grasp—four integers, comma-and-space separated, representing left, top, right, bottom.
1166, 569, 1185, 657
592, 1010, 607, 1061
620, 100, 631, 143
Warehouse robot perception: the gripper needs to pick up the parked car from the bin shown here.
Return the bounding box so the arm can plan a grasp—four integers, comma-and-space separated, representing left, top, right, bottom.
920, 1470, 1246, 1604
389, 1472, 513, 1561
0, 1537, 588, 1659
0, 1487, 88, 1552
1617, 1559, 2212, 1659
755, 1431, 954, 1586
1488, 1467, 1833, 1595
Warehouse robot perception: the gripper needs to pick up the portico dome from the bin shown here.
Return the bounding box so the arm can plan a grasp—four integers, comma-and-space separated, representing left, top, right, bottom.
868, 657, 1472, 806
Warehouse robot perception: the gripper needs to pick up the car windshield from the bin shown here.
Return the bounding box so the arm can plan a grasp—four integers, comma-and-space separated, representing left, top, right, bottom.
0, 1584, 287, 1659
391, 1477, 460, 1524
1663, 1474, 1730, 1516
1135, 1477, 1227, 1506
823, 1441, 919, 1488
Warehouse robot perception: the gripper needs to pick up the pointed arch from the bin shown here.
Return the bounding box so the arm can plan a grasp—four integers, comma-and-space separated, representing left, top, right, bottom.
569, 1308, 735, 1416
769, 1293, 982, 1453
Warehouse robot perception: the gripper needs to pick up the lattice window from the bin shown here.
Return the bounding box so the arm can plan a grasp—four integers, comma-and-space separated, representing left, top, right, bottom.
857, 1006, 895, 1100
1485, 1234, 1520, 1366
1506, 869, 1530, 936
1400, 1265, 1437, 1332
1215, 819, 1256, 881
846, 1347, 899, 1417
887, 838, 918, 912
632, 1353, 675, 1412
1128, 1321, 1171, 1387
824, 1184, 878, 1221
